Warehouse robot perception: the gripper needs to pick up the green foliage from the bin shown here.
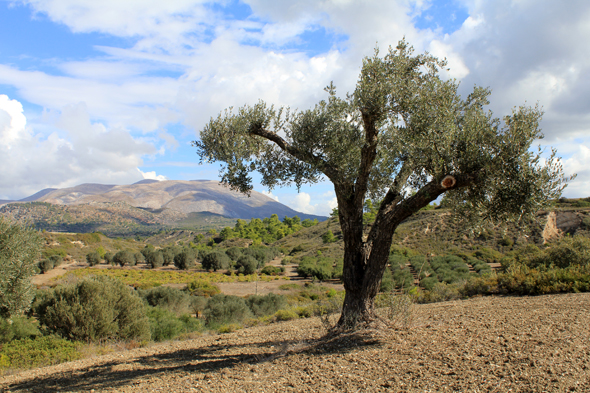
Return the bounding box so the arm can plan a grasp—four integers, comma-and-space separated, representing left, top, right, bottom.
0, 316, 41, 343
139, 286, 192, 315
0, 218, 43, 317
113, 250, 135, 267
34, 276, 151, 342
225, 246, 243, 261
235, 255, 258, 275
145, 250, 164, 269
85, 251, 101, 266
297, 256, 336, 281
146, 307, 204, 342
0, 335, 81, 371
201, 251, 231, 271
186, 280, 221, 297
529, 235, 590, 269
204, 294, 252, 326
104, 252, 114, 265
173, 248, 197, 270
260, 265, 283, 275
322, 230, 337, 243
581, 216, 590, 230
37, 259, 54, 274
246, 293, 287, 317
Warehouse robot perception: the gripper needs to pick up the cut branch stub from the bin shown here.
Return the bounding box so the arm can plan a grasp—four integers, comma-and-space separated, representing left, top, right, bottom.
441, 175, 456, 188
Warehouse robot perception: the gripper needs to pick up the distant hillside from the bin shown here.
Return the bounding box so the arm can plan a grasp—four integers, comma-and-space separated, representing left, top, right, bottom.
0, 180, 326, 236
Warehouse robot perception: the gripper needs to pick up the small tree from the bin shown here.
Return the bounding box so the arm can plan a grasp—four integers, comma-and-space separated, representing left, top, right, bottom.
194, 40, 569, 327
0, 219, 43, 317
86, 251, 101, 267
235, 255, 258, 275
174, 248, 197, 270
201, 251, 231, 271
113, 250, 135, 267
145, 250, 164, 269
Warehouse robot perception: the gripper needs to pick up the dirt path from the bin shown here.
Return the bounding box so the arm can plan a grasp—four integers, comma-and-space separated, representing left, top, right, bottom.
2, 293, 589, 392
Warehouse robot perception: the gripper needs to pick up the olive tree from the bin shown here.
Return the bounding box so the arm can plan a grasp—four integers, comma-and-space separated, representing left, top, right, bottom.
194, 41, 569, 327
0, 218, 43, 317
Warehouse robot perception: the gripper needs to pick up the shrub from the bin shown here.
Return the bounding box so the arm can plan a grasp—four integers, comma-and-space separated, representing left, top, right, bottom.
134, 252, 146, 265
246, 293, 287, 317
38, 259, 54, 274
225, 247, 243, 261
380, 266, 394, 292
420, 276, 439, 291
0, 335, 81, 371
0, 316, 40, 343
145, 250, 164, 269
113, 250, 135, 267
274, 309, 298, 321
260, 265, 283, 276
190, 296, 208, 317
235, 255, 258, 275
49, 255, 63, 268
186, 280, 220, 297
322, 230, 337, 243
162, 247, 176, 266
530, 235, 590, 269
581, 216, 590, 230
201, 251, 231, 271
0, 218, 43, 317
290, 244, 304, 255
204, 295, 252, 326
139, 286, 192, 315
297, 256, 334, 281
104, 252, 114, 265
34, 276, 151, 342
174, 249, 197, 270
146, 307, 185, 342
86, 251, 101, 267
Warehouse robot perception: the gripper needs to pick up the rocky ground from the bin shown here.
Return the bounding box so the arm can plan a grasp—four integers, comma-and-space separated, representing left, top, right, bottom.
2, 293, 589, 392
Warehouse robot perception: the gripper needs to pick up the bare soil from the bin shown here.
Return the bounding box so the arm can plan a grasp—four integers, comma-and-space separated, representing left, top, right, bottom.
2, 293, 589, 392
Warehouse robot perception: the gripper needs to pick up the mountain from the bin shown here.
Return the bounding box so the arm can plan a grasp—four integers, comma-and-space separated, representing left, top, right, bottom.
0, 180, 326, 236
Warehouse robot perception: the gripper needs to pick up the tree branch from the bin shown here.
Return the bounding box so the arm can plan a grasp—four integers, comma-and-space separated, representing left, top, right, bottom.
249, 125, 342, 182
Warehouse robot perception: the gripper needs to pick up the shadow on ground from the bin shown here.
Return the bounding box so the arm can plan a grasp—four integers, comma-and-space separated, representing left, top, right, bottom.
4, 330, 383, 392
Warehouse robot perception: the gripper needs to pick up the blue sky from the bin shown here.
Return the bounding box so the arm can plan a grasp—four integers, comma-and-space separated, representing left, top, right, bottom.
1, 0, 589, 215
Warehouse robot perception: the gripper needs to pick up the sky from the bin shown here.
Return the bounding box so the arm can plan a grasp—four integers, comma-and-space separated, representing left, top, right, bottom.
0, 0, 589, 216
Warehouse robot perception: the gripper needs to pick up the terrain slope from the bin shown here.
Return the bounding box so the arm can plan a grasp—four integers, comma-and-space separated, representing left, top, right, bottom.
2, 293, 588, 392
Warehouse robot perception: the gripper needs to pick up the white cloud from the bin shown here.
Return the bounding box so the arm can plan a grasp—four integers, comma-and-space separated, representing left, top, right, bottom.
0, 95, 158, 199
139, 169, 167, 181
282, 191, 335, 216
562, 143, 590, 198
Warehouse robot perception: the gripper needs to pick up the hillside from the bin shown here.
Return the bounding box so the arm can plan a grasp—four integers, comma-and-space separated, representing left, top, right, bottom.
0, 180, 326, 236
2, 293, 588, 392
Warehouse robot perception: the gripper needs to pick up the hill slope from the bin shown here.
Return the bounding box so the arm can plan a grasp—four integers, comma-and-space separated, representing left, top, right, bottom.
0, 180, 326, 236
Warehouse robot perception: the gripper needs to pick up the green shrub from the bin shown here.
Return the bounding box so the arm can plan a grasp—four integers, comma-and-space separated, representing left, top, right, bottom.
49, 255, 63, 268
139, 286, 192, 315
0, 218, 43, 318
380, 266, 394, 292
581, 216, 590, 230
186, 280, 221, 297
201, 251, 231, 271
260, 265, 283, 276
246, 293, 287, 317
34, 276, 151, 342
0, 335, 81, 371
274, 309, 298, 321
174, 249, 197, 270
420, 276, 439, 291
113, 250, 135, 267
204, 295, 252, 326
38, 259, 54, 274
86, 251, 101, 266
190, 296, 208, 317
297, 256, 334, 281
134, 252, 145, 265
104, 252, 114, 265
322, 230, 337, 243
145, 250, 164, 269
235, 255, 258, 275
225, 247, 243, 261
0, 316, 40, 343
290, 244, 304, 255
529, 235, 590, 269
147, 307, 204, 341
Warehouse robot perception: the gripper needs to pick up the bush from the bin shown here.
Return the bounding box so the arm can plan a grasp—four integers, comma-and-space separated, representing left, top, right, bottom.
260, 265, 283, 276
174, 249, 197, 270
145, 250, 164, 269
297, 256, 334, 281
225, 247, 243, 261
274, 309, 298, 321
420, 276, 439, 291
86, 251, 101, 266
0, 335, 81, 371
290, 244, 304, 255
34, 276, 151, 342
0, 316, 40, 343
139, 286, 192, 315
201, 251, 231, 271
204, 295, 252, 326
322, 230, 337, 243
529, 235, 590, 269
186, 280, 220, 297
246, 293, 287, 317
38, 259, 54, 274
0, 218, 43, 317
146, 307, 187, 342
134, 252, 146, 265
49, 255, 63, 268
581, 216, 590, 230
235, 255, 258, 275
104, 252, 114, 265
113, 250, 135, 267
